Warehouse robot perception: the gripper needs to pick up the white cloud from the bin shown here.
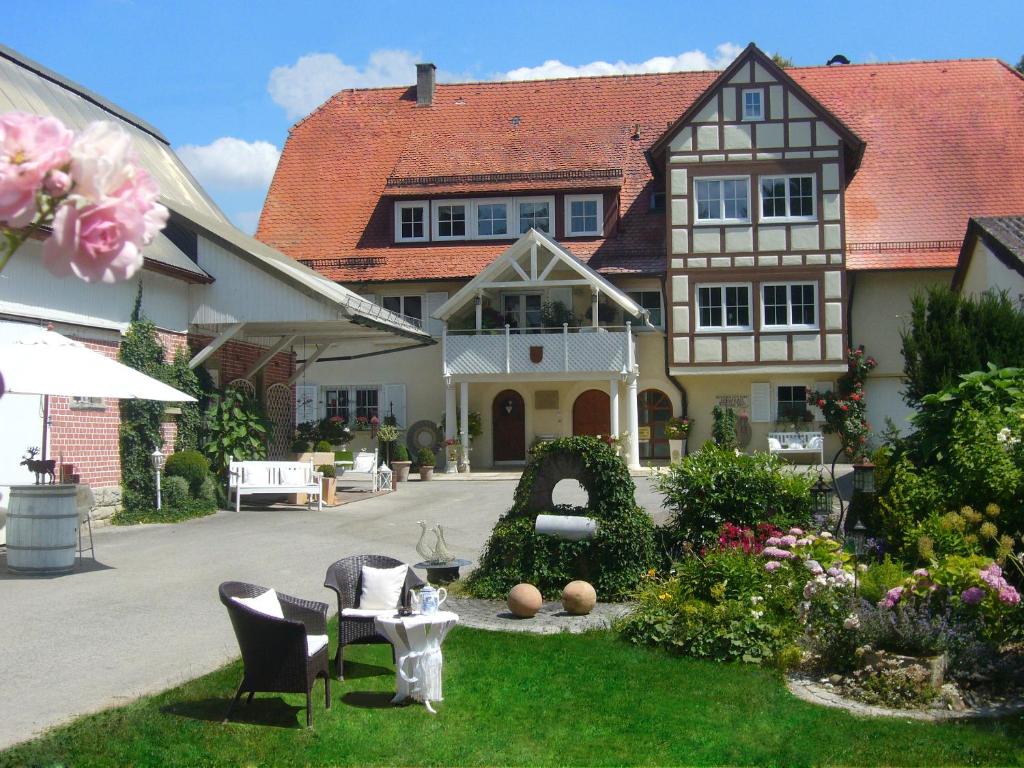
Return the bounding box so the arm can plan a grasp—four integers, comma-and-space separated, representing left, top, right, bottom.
177, 137, 281, 191
500, 43, 744, 81
268, 50, 424, 120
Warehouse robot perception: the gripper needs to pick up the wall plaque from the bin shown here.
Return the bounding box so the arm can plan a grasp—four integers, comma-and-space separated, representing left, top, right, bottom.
715, 394, 749, 412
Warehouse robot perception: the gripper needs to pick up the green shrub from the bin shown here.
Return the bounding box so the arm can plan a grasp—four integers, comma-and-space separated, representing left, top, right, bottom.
417, 448, 436, 466
197, 474, 218, 505
162, 476, 190, 509
164, 450, 210, 495
711, 405, 737, 448
112, 496, 216, 525
317, 464, 336, 478
291, 438, 310, 453
654, 444, 814, 551
204, 387, 271, 476
467, 436, 656, 600
393, 444, 410, 461
858, 557, 908, 605
315, 440, 333, 452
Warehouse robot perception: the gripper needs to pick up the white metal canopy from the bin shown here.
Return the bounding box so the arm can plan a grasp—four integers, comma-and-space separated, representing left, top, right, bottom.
0, 327, 195, 401
431, 229, 647, 322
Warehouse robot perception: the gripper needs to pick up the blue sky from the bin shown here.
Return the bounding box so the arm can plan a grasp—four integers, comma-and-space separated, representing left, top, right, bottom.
4, 0, 1021, 232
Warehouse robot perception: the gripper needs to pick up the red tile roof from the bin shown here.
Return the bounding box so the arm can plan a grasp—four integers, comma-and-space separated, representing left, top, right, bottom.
257, 58, 1024, 283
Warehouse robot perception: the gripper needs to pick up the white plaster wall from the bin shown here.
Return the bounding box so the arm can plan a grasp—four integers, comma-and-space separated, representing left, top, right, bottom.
960, 240, 1024, 301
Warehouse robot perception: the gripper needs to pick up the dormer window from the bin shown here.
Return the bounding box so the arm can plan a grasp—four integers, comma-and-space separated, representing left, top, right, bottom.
517, 196, 554, 235
742, 89, 764, 121
394, 201, 429, 242
476, 199, 511, 239
433, 201, 467, 240
565, 194, 603, 236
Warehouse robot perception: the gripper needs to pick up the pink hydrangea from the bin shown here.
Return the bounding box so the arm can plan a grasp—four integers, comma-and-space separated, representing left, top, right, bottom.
0, 112, 74, 226
779, 535, 798, 548
764, 536, 782, 547
795, 537, 812, 547
999, 586, 1021, 606
880, 586, 904, 609
960, 586, 985, 605
804, 560, 824, 575
762, 546, 794, 560
912, 568, 930, 578
764, 560, 782, 572
788, 527, 804, 536
826, 566, 845, 578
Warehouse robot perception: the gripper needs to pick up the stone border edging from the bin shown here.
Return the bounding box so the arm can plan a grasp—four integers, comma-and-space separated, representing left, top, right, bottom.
448, 596, 633, 635
787, 676, 1024, 721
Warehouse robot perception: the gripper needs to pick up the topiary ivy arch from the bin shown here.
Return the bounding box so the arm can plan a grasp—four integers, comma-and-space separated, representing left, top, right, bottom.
466, 436, 656, 601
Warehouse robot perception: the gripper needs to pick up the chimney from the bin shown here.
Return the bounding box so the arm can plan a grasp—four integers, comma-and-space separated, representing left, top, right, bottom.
416, 63, 436, 107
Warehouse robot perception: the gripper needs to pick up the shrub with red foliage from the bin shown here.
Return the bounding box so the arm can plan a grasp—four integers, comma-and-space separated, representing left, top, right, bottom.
717, 522, 784, 554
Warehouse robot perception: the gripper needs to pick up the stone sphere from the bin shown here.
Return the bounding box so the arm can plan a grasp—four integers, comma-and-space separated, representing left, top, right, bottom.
561, 580, 597, 615
507, 583, 543, 618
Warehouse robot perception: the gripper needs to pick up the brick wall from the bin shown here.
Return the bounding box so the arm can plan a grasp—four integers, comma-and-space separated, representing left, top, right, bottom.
47, 330, 188, 488
188, 336, 296, 392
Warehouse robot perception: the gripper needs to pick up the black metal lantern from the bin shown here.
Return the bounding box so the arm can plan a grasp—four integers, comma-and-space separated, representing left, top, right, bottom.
852, 457, 876, 494
811, 473, 834, 522
848, 517, 869, 557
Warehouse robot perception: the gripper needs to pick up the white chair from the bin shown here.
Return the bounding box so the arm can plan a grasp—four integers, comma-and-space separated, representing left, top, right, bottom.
339, 451, 388, 492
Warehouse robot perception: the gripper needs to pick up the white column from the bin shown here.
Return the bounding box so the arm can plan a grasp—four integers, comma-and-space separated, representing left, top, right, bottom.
609, 378, 620, 437
445, 378, 457, 473
459, 381, 470, 472
626, 375, 641, 470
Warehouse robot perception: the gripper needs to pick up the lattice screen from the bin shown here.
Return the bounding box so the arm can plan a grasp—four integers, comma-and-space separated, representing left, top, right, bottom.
264, 383, 294, 459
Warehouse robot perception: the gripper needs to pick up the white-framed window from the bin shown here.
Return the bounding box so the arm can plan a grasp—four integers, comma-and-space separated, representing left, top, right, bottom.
381, 295, 424, 325
776, 385, 808, 422
324, 388, 350, 422
516, 196, 555, 235
760, 175, 816, 221
564, 194, 603, 236
696, 283, 752, 330
501, 293, 543, 330
394, 200, 429, 242
71, 396, 105, 410
762, 282, 817, 329
432, 200, 468, 240
694, 177, 750, 224
742, 89, 764, 121
354, 387, 379, 421
474, 198, 512, 239
628, 290, 663, 328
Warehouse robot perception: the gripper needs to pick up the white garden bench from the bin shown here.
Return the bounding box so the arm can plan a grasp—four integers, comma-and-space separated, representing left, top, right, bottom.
767, 432, 824, 464
228, 459, 323, 513
337, 450, 391, 493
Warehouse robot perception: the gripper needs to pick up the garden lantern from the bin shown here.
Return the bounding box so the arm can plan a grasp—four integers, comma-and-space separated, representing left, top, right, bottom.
810, 473, 834, 523
852, 456, 875, 494
150, 447, 166, 510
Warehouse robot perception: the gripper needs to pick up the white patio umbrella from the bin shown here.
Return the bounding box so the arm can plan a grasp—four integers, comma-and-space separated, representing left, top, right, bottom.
0, 326, 195, 460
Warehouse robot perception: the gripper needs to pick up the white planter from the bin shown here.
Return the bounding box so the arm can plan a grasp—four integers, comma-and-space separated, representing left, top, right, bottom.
669, 438, 688, 462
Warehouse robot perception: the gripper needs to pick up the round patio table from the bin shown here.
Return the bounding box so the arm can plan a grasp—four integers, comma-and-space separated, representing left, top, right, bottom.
374, 611, 458, 714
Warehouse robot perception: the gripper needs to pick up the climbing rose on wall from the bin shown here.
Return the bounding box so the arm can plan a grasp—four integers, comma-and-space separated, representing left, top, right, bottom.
808, 346, 877, 459
0, 112, 167, 282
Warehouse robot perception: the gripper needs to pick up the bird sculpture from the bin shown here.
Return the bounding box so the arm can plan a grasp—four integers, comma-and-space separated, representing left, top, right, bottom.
416, 519, 452, 564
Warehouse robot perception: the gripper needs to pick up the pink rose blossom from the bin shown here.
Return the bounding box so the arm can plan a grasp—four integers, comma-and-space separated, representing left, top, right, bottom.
43, 169, 72, 197
961, 587, 985, 605
764, 561, 782, 572
67, 121, 136, 203
0, 112, 73, 226
41, 199, 143, 283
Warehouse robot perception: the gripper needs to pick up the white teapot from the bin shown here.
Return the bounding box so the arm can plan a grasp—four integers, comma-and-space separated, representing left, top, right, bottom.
409, 583, 447, 615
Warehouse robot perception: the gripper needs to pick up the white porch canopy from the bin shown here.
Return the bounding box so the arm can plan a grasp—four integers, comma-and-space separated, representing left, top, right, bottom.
432, 228, 647, 324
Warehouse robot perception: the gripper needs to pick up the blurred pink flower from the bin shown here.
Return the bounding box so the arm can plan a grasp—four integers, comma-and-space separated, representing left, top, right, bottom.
788, 527, 804, 536
764, 560, 782, 572
0, 112, 73, 226
999, 586, 1021, 606
880, 586, 904, 609
41, 200, 143, 283
779, 535, 797, 548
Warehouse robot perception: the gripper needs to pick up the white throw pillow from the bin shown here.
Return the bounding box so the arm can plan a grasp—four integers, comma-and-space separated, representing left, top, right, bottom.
306, 634, 329, 656
359, 564, 407, 609
232, 588, 284, 619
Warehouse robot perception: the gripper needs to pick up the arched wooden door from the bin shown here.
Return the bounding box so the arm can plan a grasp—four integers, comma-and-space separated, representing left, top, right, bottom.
492, 390, 526, 462
638, 389, 672, 459
573, 389, 611, 437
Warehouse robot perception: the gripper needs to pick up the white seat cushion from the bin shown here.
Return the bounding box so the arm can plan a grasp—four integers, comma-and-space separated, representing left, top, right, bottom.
359, 564, 407, 609
807, 435, 823, 449
767, 437, 782, 451
232, 588, 284, 619
341, 607, 396, 618
306, 634, 329, 656
352, 452, 377, 473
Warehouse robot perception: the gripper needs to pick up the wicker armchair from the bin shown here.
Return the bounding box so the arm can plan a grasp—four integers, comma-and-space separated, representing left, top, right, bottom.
323, 555, 424, 680
219, 581, 331, 728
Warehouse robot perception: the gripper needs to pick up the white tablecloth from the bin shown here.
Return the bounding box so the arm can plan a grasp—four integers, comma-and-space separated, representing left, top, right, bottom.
374, 611, 458, 713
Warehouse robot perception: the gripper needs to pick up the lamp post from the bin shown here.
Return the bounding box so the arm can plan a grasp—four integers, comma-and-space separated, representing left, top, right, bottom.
150, 447, 166, 510
852, 456, 876, 495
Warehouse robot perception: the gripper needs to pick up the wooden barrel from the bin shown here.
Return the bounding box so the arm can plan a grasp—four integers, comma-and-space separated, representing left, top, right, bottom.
6, 484, 78, 575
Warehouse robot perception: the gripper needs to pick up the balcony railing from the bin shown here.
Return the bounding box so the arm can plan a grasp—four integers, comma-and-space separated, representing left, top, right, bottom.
443, 324, 635, 377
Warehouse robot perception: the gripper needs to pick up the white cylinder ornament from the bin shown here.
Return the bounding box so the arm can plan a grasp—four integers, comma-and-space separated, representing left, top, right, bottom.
535, 514, 599, 541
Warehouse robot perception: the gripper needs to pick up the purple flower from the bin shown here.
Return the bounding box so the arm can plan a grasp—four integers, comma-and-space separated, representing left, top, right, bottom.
779, 535, 798, 548
764, 536, 782, 547
961, 586, 985, 605
912, 568, 930, 579
880, 586, 904, 609
788, 527, 805, 536
804, 560, 824, 575
764, 561, 782, 572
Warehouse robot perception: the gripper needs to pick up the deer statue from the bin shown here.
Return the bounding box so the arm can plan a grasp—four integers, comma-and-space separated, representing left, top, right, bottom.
20, 447, 56, 485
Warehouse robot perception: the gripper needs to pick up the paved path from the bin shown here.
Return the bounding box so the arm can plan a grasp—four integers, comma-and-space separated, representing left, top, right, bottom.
0, 475, 667, 750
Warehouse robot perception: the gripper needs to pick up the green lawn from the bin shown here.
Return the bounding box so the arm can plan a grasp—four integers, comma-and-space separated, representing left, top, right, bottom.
2, 628, 1023, 767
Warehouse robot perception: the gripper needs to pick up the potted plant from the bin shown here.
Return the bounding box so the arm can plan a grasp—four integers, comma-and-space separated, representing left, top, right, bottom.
391, 443, 412, 483
417, 447, 436, 481
318, 464, 337, 506
444, 437, 460, 474
664, 417, 691, 462
376, 423, 400, 489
